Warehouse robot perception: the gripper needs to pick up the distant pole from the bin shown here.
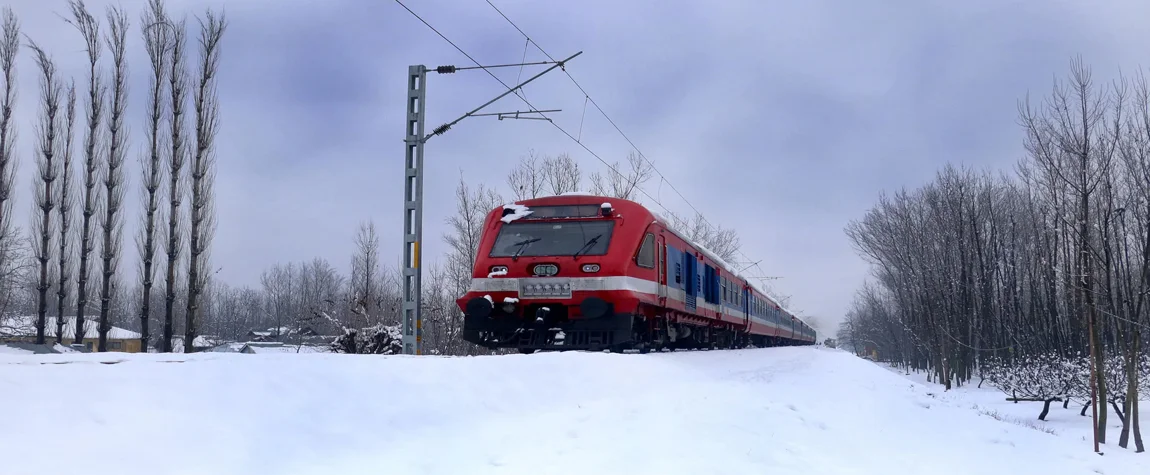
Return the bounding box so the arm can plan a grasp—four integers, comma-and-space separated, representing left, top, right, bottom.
401, 65, 427, 355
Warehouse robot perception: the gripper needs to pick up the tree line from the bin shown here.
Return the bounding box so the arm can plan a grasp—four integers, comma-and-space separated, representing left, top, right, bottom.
0, 146, 767, 356
0, 0, 225, 353
839, 57, 1145, 452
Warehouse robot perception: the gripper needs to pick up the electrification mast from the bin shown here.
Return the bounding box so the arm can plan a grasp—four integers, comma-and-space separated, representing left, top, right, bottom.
400, 52, 581, 355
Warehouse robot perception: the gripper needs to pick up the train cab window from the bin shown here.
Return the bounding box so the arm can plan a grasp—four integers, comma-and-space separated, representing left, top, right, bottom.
636, 233, 656, 268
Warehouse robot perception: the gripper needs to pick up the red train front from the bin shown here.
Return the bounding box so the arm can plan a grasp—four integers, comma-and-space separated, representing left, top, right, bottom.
457, 194, 656, 353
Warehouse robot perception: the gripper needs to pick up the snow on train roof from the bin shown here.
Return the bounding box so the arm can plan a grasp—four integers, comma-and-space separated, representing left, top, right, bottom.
500, 203, 532, 223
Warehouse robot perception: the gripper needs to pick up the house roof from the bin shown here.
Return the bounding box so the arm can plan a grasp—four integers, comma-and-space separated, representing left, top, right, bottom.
0, 342, 83, 354
0, 315, 142, 340
240, 342, 327, 354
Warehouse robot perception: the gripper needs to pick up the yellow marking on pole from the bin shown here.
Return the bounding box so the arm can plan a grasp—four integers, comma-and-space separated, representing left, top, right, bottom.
413, 241, 420, 268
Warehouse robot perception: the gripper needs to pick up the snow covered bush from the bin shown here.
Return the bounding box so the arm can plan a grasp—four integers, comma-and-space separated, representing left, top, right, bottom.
1065, 353, 1150, 421
329, 323, 403, 355
981, 353, 1083, 420
983, 351, 1150, 421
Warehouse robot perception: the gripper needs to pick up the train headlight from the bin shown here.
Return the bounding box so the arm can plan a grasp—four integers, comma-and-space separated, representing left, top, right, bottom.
533, 264, 559, 276
581, 264, 600, 273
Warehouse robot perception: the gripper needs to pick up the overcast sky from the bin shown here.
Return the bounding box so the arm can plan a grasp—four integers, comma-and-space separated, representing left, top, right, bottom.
7, 0, 1150, 334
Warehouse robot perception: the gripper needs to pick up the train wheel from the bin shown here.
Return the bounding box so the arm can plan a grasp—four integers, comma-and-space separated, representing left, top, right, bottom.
518, 348, 535, 354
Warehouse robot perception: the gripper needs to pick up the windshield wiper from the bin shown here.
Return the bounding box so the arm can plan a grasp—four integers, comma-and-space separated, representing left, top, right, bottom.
573, 234, 602, 259
511, 237, 541, 261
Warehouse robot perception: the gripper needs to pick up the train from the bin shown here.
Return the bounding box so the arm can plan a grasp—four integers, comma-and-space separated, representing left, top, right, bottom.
456, 194, 817, 353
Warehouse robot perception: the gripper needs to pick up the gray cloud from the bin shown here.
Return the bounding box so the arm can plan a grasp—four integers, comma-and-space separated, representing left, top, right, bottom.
6, 0, 1150, 335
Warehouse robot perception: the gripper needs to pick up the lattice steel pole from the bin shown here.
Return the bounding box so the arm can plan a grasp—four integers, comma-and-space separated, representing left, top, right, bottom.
401, 65, 427, 355
399, 53, 578, 356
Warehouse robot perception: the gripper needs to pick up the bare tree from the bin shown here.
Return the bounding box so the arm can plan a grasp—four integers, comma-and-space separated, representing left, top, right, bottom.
1019, 57, 1115, 443
297, 257, 344, 335
349, 220, 381, 326
588, 151, 654, 200
506, 150, 545, 200
184, 10, 225, 353
67, 0, 103, 346
543, 153, 581, 195
26, 40, 62, 345
0, 9, 19, 305
442, 177, 502, 355
55, 82, 76, 344
138, 0, 169, 352
96, 6, 128, 352
665, 210, 741, 263
160, 12, 187, 352
260, 262, 297, 337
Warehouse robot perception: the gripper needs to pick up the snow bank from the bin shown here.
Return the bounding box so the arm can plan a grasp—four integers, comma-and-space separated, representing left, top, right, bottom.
0, 348, 1140, 475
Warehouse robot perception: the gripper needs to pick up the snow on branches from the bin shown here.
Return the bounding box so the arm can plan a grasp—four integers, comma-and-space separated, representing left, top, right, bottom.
982, 352, 1150, 421
329, 323, 402, 355
982, 353, 1081, 420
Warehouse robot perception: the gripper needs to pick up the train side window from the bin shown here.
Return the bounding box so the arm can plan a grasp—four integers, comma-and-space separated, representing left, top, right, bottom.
636, 233, 656, 268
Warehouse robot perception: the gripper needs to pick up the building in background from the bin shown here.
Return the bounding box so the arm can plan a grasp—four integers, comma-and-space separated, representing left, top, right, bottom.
0, 316, 143, 353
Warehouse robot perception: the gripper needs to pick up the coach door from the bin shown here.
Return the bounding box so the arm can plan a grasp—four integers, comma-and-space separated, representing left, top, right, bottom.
657, 235, 667, 302
684, 253, 698, 311
742, 286, 750, 327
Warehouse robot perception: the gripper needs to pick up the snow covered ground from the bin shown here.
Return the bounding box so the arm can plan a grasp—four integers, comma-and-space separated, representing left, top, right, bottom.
0, 346, 1143, 475
881, 361, 1148, 458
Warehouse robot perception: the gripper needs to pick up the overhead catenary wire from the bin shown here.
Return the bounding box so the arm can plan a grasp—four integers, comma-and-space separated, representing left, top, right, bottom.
394, 2, 664, 206
480, 0, 789, 303
394, 0, 798, 313
476, 0, 708, 240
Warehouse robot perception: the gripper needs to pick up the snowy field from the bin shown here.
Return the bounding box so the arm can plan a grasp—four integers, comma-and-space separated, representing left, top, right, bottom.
0, 346, 1143, 475
880, 361, 1148, 457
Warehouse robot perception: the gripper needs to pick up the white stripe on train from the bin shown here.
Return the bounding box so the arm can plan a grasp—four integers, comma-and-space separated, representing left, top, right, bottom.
467, 276, 801, 333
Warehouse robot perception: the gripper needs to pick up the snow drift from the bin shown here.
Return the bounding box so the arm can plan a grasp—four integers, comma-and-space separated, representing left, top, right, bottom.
0, 347, 1141, 474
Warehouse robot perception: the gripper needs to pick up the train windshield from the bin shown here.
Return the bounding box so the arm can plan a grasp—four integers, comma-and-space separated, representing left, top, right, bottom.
489, 220, 615, 258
